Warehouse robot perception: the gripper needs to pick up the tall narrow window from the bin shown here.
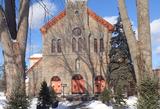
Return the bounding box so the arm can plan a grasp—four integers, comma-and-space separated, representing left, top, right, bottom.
57, 39, 62, 53
72, 38, 76, 52
78, 38, 83, 52
100, 38, 104, 52
51, 39, 56, 53
83, 37, 86, 51
94, 38, 98, 53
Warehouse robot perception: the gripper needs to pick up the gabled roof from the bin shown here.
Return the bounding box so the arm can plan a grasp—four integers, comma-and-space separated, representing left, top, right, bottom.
87, 8, 114, 32
40, 8, 114, 34
26, 58, 42, 73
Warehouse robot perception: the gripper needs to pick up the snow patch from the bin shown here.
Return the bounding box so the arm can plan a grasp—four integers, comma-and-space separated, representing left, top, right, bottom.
54, 101, 73, 109
0, 92, 6, 109
11, 39, 18, 43
30, 54, 42, 58
85, 100, 113, 109
29, 98, 38, 109
126, 96, 137, 109
0, 92, 138, 109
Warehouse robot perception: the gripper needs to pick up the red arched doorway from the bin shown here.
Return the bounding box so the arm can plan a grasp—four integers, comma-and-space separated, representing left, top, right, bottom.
50, 76, 62, 94
71, 74, 85, 94
94, 75, 106, 94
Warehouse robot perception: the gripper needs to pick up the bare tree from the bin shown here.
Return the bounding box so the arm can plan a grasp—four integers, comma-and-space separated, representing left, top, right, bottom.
118, 0, 153, 86
0, 0, 29, 98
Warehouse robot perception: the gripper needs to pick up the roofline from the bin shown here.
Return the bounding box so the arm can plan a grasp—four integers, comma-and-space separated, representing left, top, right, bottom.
29, 57, 42, 59
26, 58, 42, 73
87, 8, 114, 32
40, 8, 114, 35
40, 10, 66, 34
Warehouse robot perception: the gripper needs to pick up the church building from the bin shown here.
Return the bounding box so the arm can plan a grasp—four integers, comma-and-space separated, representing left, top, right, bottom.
27, 0, 114, 96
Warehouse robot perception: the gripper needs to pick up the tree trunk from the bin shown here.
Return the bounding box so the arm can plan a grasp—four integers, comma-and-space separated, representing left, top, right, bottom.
0, 0, 29, 98
136, 0, 153, 78
0, 6, 18, 97
17, 0, 29, 79
118, 0, 140, 85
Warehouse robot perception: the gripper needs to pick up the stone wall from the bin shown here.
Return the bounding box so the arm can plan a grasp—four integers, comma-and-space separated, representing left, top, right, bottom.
27, 1, 113, 96
42, 2, 111, 95
27, 59, 42, 97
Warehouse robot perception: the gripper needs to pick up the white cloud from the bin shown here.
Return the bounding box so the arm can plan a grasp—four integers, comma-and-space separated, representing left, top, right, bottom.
29, 0, 57, 29
150, 18, 160, 45
104, 16, 118, 25
150, 18, 160, 35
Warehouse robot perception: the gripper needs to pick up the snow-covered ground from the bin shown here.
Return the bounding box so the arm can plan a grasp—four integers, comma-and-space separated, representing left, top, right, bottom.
0, 92, 6, 109
0, 92, 137, 109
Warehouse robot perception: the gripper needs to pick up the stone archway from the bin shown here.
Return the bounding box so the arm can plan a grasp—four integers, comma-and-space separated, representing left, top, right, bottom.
71, 74, 85, 94
94, 75, 106, 94
50, 76, 62, 94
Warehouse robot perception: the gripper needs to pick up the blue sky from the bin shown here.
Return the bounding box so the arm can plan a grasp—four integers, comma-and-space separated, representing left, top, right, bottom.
0, 0, 160, 69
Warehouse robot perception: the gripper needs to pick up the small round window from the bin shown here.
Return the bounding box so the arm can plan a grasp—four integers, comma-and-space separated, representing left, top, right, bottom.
72, 27, 81, 36
75, 10, 79, 15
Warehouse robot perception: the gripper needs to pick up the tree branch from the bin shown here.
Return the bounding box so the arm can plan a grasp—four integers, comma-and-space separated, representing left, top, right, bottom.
5, 0, 17, 39
17, 0, 29, 69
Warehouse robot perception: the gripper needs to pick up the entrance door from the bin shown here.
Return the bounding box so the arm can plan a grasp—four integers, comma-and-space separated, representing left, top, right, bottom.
71, 74, 85, 94
94, 75, 106, 94
50, 76, 62, 94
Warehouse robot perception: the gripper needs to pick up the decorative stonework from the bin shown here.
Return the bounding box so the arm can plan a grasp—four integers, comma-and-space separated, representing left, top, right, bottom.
72, 27, 82, 36
40, 11, 66, 34
40, 8, 114, 35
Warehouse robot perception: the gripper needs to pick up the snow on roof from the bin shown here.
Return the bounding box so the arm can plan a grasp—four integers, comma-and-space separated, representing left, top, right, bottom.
30, 54, 42, 59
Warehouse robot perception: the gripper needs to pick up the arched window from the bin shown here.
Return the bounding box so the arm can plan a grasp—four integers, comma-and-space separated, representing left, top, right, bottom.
57, 39, 62, 53
100, 38, 104, 52
83, 37, 86, 51
78, 38, 83, 52
72, 38, 76, 52
51, 39, 56, 53
94, 38, 98, 53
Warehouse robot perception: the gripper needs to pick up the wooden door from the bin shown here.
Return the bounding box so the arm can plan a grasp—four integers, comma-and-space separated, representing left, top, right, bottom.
94, 75, 106, 94
71, 74, 85, 94
51, 76, 62, 94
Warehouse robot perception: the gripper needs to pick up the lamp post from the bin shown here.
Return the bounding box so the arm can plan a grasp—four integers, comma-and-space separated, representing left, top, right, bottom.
62, 83, 67, 98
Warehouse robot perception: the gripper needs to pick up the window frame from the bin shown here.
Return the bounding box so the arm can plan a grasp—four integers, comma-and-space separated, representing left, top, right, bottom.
94, 38, 98, 53
100, 38, 104, 52
57, 39, 62, 53
51, 39, 56, 53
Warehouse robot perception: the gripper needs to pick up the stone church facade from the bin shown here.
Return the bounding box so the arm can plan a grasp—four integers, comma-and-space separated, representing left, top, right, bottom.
27, 0, 114, 96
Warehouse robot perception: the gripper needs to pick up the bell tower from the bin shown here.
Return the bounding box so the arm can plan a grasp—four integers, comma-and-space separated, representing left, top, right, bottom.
65, 0, 88, 26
